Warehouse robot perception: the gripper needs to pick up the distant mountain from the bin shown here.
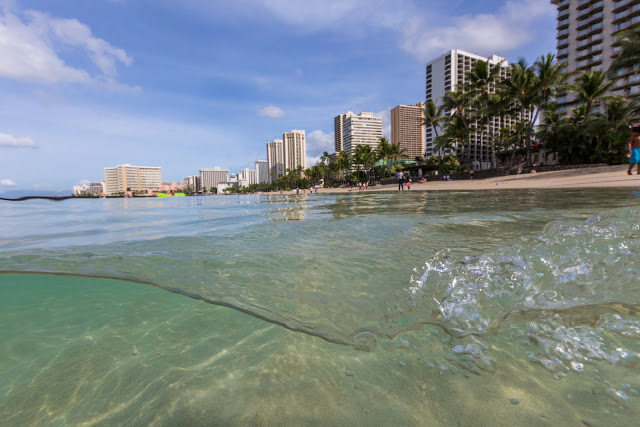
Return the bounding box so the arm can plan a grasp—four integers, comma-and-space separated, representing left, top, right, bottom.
0, 189, 72, 199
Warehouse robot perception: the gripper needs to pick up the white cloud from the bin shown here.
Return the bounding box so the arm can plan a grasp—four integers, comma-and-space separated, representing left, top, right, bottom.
0, 132, 38, 148
0, 178, 16, 186
401, 0, 556, 61
307, 129, 334, 154
78, 179, 91, 185
223, 0, 553, 62
0, 8, 132, 85
305, 129, 334, 167
258, 105, 285, 119
374, 109, 391, 139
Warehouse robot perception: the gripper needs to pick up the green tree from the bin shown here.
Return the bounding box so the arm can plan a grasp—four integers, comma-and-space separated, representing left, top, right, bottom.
570, 70, 613, 121
465, 59, 504, 169
503, 58, 537, 166
442, 89, 473, 164
422, 100, 446, 170
375, 137, 394, 177
609, 24, 640, 78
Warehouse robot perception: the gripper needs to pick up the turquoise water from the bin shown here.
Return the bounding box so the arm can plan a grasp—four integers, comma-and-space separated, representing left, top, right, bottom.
1, 189, 639, 425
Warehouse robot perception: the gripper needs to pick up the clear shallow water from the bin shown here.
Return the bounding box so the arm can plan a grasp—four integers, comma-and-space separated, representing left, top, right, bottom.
1, 189, 640, 425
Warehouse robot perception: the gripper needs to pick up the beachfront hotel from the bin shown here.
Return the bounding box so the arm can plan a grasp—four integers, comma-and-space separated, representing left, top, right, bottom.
283, 130, 306, 171
391, 102, 426, 161
334, 112, 383, 155
255, 160, 268, 184
199, 167, 229, 191
425, 50, 523, 169
183, 175, 201, 192
266, 139, 285, 183
238, 168, 257, 187
104, 164, 162, 195
266, 130, 306, 183
551, 0, 640, 111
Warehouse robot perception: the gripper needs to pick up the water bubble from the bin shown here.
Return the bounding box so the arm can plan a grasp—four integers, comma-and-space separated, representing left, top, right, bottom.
606, 389, 632, 409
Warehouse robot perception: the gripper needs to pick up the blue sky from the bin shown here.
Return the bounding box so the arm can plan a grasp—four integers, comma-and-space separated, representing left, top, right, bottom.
0, 0, 556, 190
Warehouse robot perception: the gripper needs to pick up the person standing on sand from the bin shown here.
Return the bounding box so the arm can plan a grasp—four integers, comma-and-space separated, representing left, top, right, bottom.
628, 125, 640, 175
397, 169, 404, 191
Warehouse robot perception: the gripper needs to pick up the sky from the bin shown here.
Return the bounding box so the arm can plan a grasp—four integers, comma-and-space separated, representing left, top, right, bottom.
0, 0, 557, 191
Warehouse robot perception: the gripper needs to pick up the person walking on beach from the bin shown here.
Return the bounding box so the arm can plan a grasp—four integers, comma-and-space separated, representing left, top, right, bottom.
469, 168, 474, 180
407, 179, 411, 190
397, 169, 404, 191
628, 125, 640, 175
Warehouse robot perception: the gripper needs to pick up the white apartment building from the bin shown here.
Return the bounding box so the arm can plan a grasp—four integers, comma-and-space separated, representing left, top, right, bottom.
238, 168, 257, 187
426, 49, 523, 169
551, 0, 640, 108
266, 139, 284, 183
391, 102, 426, 161
337, 112, 382, 155
199, 167, 229, 191
104, 164, 162, 195
183, 175, 201, 192
283, 130, 306, 171
255, 160, 268, 184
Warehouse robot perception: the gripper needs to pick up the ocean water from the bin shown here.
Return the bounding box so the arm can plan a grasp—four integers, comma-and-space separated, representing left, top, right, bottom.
1, 189, 639, 425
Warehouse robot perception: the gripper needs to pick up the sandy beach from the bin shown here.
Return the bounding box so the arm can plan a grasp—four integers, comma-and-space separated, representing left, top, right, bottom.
301, 165, 640, 194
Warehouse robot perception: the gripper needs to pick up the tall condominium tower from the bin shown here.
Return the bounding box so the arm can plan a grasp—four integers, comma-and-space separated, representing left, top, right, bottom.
339, 112, 382, 155
283, 130, 306, 171
426, 49, 522, 169
551, 0, 640, 106
238, 169, 257, 187
199, 167, 229, 191
334, 114, 345, 152
266, 139, 284, 183
104, 164, 162, 195
255, 160, 268, 184
183, 175, 201, 192
391, 102, 426, 161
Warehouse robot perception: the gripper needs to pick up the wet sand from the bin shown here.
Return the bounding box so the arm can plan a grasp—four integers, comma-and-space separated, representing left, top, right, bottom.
301, 165, 640, 194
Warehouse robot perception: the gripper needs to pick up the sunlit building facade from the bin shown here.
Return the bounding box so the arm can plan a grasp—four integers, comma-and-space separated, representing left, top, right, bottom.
104, 164, 161, 195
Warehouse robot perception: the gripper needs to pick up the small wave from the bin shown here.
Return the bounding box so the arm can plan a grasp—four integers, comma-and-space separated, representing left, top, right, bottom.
383, 206, 640, 378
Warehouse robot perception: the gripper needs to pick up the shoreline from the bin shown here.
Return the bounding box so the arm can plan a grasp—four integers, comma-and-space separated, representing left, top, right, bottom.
285, 165, 640, 195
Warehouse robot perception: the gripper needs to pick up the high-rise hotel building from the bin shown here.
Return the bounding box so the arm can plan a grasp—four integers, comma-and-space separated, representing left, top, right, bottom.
391, 102, 425, 160
199, 167, 229, 191
266, 130, 306, 183
334, 112, 382, 155
551, 0, 640, 105
266, 139, 284, 183
425, 50, 522, 168
104, 164, 161, 195
283, 130, 306, 171
255, 160, 269, 184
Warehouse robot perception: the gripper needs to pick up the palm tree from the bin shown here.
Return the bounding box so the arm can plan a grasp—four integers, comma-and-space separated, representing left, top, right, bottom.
527, 54, 569, 166
604, 96, 638, 130
609, 24, 640, 77
503, 58, 537, 166
441, 90, 473, 164
337, 150, 352, 185
570, 70, 613, 121
354, 144, 374, 183
422, 100, 446, 169
375, 137, 394, 177
465, 60, 504, 169
389, 142, 406, 169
